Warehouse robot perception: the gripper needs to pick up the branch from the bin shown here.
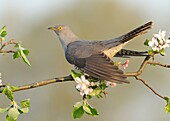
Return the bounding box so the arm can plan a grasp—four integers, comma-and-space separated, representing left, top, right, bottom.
125, 55, 170, 100
147, 61, 170, 68
0, 55, 169, 101
125, 55, 151, 76
135, 76, 164, 99
0, 75, 73, 93
0, 50, 16, 53
0, 39, 17, 54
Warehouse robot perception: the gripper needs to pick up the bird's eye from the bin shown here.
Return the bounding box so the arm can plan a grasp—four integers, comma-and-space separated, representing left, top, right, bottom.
58, 26, 63, 30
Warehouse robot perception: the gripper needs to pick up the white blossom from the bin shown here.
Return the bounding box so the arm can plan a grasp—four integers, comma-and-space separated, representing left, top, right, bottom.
148, 30, 170, 51
75, 75, 93, 96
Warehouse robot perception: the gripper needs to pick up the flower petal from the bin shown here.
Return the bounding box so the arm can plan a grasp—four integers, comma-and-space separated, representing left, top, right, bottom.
76, 84, 81, 90
75, 77, 81, 84
81, 84, 87, 90
148, 41, 154, 47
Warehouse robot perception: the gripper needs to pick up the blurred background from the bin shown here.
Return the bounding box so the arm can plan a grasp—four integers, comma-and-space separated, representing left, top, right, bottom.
0, 0, 170, 121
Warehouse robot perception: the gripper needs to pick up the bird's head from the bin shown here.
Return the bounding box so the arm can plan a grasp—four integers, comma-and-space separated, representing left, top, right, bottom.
48, 25, 67, 35
48, 25, 79, 49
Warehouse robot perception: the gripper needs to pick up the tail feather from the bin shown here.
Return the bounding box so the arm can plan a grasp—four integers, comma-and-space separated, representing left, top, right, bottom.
103, 21, 153, 49
115, 49, 148, 58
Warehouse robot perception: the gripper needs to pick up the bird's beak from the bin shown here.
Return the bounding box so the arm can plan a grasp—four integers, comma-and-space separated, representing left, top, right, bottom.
48, 27, 57, 31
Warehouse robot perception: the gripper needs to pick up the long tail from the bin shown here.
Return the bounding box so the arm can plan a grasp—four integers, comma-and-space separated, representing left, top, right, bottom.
115, 49, 148, 58
103, 21, 153, 49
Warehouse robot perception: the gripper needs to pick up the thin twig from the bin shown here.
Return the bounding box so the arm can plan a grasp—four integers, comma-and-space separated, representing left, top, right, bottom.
135, 76, 164, 99
125, 55, 151, 76
147, 61, 170, 68
0, 50, 16, 53
0, 39, 17, 54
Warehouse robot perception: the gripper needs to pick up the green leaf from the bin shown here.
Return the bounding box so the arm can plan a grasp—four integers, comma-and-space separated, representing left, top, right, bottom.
164, 97, 170, 113
165, 102, 170, 113
96, 94, 103, 98
144, 39, 149, 46
86, 95, 92, 99
148, 49, 154, 55
2, 85, 14, 101
100, 82, 107, 90
86, 103, 99, 116
83, 104, 92, 114
74, 101, 83, 108
23, 50, 29, 55
19, 49, 31, 66
164, 97, 169, 102
13, 51, 20, 59
18, 108, 29, 114
13, 43, 31, 66
20, 99, 30, 108
14, 43, 19, 48
0, 107, 10, 113
71, 70, 81, 79
11, 86, 19, 91
72, 105, 84, 119
7, 107, 20, 121
160, 48, 166, 56
89, 87, 101, 96
0, 25, 6, 34
1, 31, 7, 37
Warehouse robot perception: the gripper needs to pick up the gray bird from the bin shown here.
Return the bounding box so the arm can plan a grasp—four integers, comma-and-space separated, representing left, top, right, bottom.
48, 21, 153, 84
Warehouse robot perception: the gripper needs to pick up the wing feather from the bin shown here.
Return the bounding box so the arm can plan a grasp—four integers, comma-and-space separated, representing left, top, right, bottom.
82, 53, 129, 83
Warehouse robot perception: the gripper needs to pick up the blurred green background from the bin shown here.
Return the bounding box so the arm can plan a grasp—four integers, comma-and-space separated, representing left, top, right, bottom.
0, 0, 170, 121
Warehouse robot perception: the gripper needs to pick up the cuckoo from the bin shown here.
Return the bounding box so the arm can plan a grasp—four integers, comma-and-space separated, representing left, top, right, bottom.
48, 21, 153, 84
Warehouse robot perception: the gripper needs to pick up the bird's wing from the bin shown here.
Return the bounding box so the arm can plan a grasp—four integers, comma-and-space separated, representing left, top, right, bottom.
67, 52, 129, 83
83, 53, 129, 83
